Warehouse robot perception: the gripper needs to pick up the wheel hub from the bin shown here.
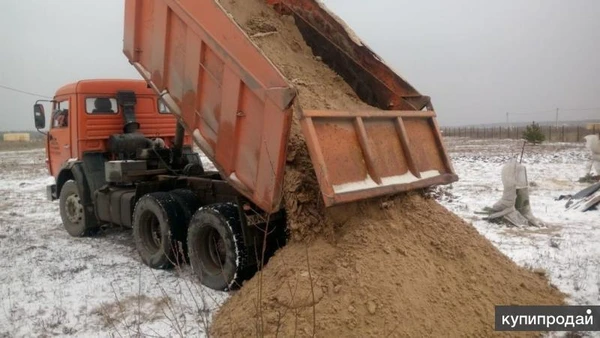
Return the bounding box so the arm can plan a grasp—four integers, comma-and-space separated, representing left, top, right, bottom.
150, 219, 162, 249
138, 210, 162, 254
65, 194, 83, 224
207, 229, 226, 269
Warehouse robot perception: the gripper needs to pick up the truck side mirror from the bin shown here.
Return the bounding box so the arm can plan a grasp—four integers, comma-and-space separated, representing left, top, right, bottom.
34, 104, 46, 129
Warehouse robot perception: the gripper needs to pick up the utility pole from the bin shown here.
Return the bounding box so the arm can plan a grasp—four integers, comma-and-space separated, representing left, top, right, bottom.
555, 108, 559, 129
506, 112, 509, 127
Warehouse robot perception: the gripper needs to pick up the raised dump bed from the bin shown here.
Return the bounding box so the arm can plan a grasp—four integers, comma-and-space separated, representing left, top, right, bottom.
123, 0, 457, 213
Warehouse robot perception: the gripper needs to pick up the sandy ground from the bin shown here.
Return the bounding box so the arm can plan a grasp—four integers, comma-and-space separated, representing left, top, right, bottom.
0, 139, 598, 337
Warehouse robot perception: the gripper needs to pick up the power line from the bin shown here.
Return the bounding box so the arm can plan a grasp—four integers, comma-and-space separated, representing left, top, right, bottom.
561, 107, 600, 112
508, 107, 599, 116
505, 106, 599, 127
0, 84, 52, 99
509, 109, 555, 116
507, 107, 600, 116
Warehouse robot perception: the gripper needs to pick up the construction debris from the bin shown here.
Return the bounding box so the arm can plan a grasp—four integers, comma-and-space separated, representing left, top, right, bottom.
480, 158, 544, 227
565, 182, 600, 212
564, 135, 600, 212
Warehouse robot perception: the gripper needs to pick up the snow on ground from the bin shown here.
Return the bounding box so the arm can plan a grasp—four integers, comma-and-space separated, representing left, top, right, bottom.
437, 138, 600, 308
0, 149, 226, 337
0, 139, 598, 337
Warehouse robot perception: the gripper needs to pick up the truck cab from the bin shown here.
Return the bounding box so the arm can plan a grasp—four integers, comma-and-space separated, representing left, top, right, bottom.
36, 79, 187, 181
33, 78, 207, 237
33, 79, 284, 291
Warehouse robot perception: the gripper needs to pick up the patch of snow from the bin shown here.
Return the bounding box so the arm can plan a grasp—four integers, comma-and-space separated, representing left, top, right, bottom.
333, 170, 440, 193
0, 148, 226, 337
438, 138, 600, 311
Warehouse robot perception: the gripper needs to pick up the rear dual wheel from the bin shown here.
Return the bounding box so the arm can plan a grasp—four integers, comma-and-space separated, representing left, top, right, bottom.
133, 192, 186, 269
133, 190, 200, 269
133, 192, 257, 291
187, 203, 249, 291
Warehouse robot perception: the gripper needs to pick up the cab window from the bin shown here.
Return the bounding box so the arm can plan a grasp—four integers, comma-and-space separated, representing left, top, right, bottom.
158, 99, 170, 114
52, 100, 69, 128
86, 97, 118, 114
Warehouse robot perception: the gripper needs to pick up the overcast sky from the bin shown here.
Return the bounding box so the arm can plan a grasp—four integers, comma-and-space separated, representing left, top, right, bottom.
0, 0, 598, 131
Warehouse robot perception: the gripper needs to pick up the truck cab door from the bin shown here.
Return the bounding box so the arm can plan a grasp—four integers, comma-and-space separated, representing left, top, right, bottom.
47, 99, 72, 177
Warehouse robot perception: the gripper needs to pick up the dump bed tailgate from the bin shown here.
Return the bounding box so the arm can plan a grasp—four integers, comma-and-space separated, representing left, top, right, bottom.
300, 109, 456, 206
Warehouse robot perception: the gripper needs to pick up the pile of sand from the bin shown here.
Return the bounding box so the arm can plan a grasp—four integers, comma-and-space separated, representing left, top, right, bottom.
212, 194, 563, 336
211, 1, 564, 336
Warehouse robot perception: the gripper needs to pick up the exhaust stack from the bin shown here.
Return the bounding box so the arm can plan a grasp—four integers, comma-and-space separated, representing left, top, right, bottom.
116, 90, 139, 134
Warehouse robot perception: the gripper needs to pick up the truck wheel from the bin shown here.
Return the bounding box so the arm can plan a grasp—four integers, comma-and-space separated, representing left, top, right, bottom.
133, 192, 185, 269
59, 180, 98, 237
187, 203, 249, 291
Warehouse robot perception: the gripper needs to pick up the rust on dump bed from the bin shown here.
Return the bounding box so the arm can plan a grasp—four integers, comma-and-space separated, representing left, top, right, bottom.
123, 0, 457, 213
266, 0, 432, 111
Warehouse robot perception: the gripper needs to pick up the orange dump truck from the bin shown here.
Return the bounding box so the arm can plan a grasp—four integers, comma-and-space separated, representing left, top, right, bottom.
35, 0, 457, 291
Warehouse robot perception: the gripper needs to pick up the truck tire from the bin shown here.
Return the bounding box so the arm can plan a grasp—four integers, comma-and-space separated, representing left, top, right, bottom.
59, 180, 98, 237
187, 203, 249, 291
133, 192, 185, 269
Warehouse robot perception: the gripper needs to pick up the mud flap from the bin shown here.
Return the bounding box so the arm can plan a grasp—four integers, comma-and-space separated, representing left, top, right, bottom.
46, 184, 57, 201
